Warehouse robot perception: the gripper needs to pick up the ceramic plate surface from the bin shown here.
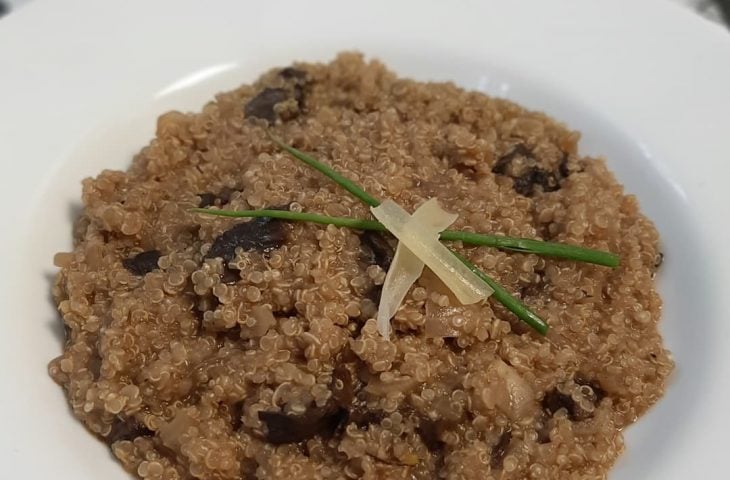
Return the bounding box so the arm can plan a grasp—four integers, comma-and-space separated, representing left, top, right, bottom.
1, 0, 729, 478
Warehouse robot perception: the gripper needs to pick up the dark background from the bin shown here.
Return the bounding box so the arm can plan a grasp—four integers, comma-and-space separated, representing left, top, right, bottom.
707, 0, 730, 24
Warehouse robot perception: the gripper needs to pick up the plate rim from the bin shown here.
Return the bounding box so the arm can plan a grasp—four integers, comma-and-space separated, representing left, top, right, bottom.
0, 0, 728, 477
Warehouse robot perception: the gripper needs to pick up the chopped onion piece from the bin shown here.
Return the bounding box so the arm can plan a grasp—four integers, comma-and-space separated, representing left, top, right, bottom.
376, 199, 457, 337
372, 200, 493, 304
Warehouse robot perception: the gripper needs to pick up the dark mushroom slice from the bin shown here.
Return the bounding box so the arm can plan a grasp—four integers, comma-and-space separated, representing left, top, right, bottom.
344, 374, 381, 430
197, 192, 217, 208
331, 364, 355, 408
536, 418, 552, 444
416, 418, 445, 453
240, 460, 258, 480
217, 186, 240, 205
512, 167, 560, 197
493, 144, 569, 196
206, 217, 286, 263
193, 293, 220, 321
88, 351, 102, 381
365, 285, 383, 305
490, 428, 512, 469
292, 84, 307, 109
558, 151, 571, 179
443, 337, 465, 353
215, 324, 244, 345
492, 144, 535, 175
244, 87, 290, 123
542, 380, 602, 422
280, 67, 310, 108
358, 231, 395, 271
347, 405, 386, 430
542, 389, 579, 419
229, 401, 244, 432
219, 266, 240, 285
273, 306, 297, 317
258, 405, 347, 445
574, 374, 607, 404
358, 231, 394, 303
279, 67, 308, 80
106, 417, 154, 445
328, 357, 387, 431
122, 250, 162, 276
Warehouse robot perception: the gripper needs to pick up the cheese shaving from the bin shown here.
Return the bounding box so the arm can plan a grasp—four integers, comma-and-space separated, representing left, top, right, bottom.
371, 198, 493, 337
376, 199, 457, 337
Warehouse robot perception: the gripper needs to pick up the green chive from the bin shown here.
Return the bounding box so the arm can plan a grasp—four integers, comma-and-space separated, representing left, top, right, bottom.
191, 208, 384, 230
192, 208, 618, 268
440, 231, 618, 267
268, 133, 380, 207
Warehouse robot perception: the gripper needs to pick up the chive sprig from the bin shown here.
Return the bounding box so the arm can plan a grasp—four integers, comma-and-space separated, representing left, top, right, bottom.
191, 208, 618, 268
194, 135, 621, 336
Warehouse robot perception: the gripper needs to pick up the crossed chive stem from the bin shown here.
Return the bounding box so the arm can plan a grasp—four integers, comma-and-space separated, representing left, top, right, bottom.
193, 134, 621, 336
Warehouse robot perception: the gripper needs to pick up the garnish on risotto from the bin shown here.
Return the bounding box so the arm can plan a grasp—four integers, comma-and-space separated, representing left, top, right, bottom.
195, 136, 620, 337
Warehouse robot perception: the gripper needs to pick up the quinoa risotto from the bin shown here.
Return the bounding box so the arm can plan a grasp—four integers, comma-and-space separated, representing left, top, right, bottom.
49, 53, 673, 480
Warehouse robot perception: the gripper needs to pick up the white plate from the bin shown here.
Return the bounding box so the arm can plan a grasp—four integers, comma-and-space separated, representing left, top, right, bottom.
1, 0, 729, 478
